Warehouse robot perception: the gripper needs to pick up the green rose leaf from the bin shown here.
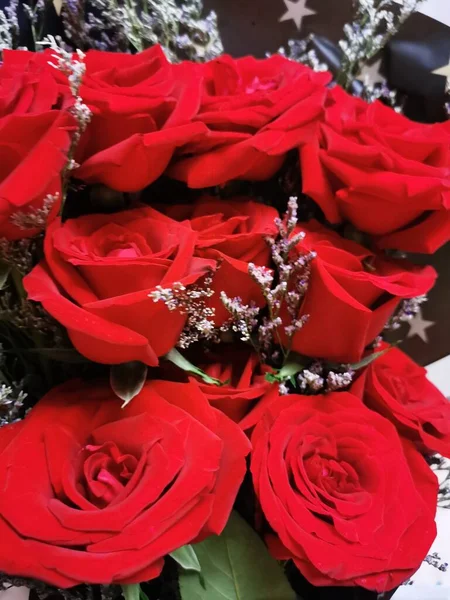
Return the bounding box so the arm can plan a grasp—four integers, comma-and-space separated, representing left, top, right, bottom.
347, 344, 397, 371
164, 348, 223, 386
170, 544, 201, 572
179, 511, 295, 600
110, 361, 148, 407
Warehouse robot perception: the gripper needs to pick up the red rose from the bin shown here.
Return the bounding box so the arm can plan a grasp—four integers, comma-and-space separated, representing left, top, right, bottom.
250, 392, 438, 591
0, 111, 75, 240
301, 87, 450, 253
353, 347, 450, 457
286, 220, 436, 363
0, 50, 72, 116
163, 196, 278, 324
73, 46, 207, 191
0, 379, 250, 586
169, 55, 331, 187
23, 206, 215, 365
192, 345, 274, 422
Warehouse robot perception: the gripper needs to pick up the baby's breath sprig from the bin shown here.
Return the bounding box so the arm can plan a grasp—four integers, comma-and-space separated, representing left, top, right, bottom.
337, 0, 424, 90
40, 36, 92, 206
0, 0, 19, 52
0, 382, 27, 427
119, 0, 223, 61
270, 359, 356, 395
10, 193, 59, 232
221, 197, 315, 364
149, 271, 218, 349
275, 35, 329, 73
385, 294, 428, 331
219, 294, 261, 345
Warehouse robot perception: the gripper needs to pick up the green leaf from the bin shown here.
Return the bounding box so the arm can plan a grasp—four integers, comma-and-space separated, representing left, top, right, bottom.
170, 544, 201, 572
164, 348, 223, 386
347, 344, 397, 371
121, 585, 140, 600
265, 356, 304, 384
110, 361, 148, 407
0, 262, 10, 291
178, 511, 295, 600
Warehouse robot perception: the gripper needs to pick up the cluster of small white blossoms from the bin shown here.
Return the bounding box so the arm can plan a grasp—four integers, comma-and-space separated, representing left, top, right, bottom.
220, 293, 260, 344
0, 382, 27, 427
385, 294, 428, 330
338, 0, 423, 88
0, 0, 18, 51
275, 36, 329, 73
278, 363, 354, 396
10, 193, 59, 231
46, 35, 86, 96
247, 197, 315, 360
44, 35, 92, 171
149, 272, 218, 349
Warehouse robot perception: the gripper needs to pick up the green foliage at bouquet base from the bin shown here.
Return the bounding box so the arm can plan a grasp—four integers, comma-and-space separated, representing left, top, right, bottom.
178, 511, 295, 600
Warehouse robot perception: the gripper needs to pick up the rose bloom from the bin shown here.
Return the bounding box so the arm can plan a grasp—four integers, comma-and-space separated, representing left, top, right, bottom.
24, 206, 215, 365
0, 51, 75, 240
353, 347, 450, 457
0, 111, 75, 239
71, 46, 207, 191
286, 220, 437, 363
301, 87, 450, 253
250, 392, 438, 592
0, 50, 72, 116
192, 345, 275, 423
169, 54, 331, 187
0, 379, 250, 586
163, 196, 278, 324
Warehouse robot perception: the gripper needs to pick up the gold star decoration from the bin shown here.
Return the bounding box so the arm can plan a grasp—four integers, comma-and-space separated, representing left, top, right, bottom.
407, 308, 435, 344
279, 0, 316, 30
433, 58, 450, 88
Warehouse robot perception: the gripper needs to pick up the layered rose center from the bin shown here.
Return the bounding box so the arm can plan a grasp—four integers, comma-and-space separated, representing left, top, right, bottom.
245, 76, 279, 95
81, 442, 138, 508
101, 235, 147, 259
303, 452, 361, 497
280, 422, 376, 528
88, 226, 153, 259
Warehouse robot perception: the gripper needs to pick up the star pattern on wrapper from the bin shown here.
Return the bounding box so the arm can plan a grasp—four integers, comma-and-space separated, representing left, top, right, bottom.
407, 308, 436, 344
433, 57, 450, 89
359, 59, 385, 85
279, 0, 316, 30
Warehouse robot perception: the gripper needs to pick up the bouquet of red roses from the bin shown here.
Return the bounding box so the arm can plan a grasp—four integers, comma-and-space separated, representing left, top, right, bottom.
0, 9, 449, 600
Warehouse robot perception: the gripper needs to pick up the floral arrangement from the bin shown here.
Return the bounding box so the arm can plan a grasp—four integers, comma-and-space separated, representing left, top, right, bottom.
0, 1, 449, 600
